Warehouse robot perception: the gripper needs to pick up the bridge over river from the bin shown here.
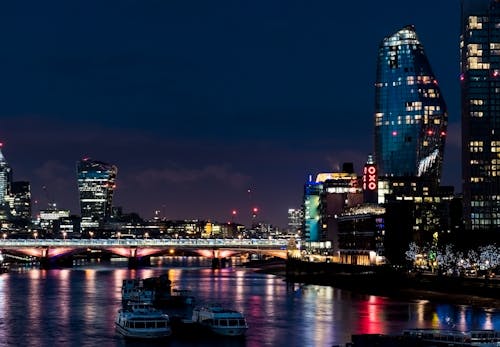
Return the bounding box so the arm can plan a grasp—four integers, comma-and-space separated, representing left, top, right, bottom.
0, 238, 290, 268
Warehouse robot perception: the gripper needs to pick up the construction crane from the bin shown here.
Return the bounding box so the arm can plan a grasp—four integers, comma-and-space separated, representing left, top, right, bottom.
42, 185, 56, 210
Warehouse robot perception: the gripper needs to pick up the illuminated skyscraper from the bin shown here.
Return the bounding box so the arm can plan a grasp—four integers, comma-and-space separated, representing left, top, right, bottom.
77, 158, 117, 229
374, 25, 448, 184
9, 181, 31, 221
0, 144, 11, 207
461, 0, 500, 232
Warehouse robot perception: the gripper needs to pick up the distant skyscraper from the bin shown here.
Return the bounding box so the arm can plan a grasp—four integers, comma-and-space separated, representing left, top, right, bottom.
374, 25, 448, 183
0, 143, 11, 207
9, 181, 32, 220
461, 0, 500, 232
77, 158, 117, 229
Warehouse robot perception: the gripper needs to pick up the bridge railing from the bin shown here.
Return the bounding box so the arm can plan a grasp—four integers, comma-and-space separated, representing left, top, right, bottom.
0, 238, 289, 249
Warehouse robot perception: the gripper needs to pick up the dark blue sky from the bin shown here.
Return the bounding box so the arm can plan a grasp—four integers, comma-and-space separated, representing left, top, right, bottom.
0, 1, 461, 227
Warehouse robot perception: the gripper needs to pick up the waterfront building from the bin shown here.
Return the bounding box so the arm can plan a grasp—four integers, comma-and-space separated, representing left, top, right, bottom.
302, 163, 363, 250
337, 204, 386, 265
77, 158, 117, 230
374, 25, 448, 186
461, 0, 500, 233
383, 178, 455, 264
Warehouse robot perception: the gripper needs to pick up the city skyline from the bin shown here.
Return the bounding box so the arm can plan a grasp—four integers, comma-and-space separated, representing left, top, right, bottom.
0, 1, 462, 227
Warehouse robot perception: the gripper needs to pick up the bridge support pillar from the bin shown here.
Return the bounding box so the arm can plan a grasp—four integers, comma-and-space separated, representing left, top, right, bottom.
128, 256, 151, 269
39, 248, 74, 269
211, 249, 228, 269
127, 248, 151, 268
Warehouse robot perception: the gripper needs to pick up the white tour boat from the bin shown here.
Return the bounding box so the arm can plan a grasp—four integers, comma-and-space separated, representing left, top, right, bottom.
115, 301, 172, 339
191, 304, 248, 337
403, 329, 500, 346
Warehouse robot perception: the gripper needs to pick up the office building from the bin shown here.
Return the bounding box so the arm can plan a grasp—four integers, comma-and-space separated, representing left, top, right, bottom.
461, 0, 500, 232
287, 208, 303, 235
374, 25, 448, 184
0, 144, 11, 207
77, 158, 117, 229
302, 163, 363, 249
8, 181, 31, 221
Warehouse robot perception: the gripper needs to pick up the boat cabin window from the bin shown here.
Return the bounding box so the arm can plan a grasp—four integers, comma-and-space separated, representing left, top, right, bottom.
127, 320, 168, 329
238, 319, 246, 326
219, 319, 228, 326
135, 322, 146, 329
228, 319, 238, 326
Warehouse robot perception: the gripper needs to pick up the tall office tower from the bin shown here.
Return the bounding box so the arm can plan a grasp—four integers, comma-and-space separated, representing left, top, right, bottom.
374, 25, 448, 184
9, 181, 32, 220
77, 158, 117, 229
461, 0, 500, 232
0, 143, 11, 206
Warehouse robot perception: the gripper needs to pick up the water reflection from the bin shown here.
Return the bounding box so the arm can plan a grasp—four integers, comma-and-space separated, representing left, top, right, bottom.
0, 258, 497, 347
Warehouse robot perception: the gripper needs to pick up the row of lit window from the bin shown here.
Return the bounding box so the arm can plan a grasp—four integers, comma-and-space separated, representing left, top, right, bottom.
470, 220, 500, 226
472, 197, 500, 204
467, 57, 490, 70
422, 89, 438, 98
467, 43, 482, 56
468, 16, 483, 30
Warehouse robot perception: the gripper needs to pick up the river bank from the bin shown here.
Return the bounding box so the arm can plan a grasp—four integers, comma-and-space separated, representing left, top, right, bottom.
248, 259, 500, 309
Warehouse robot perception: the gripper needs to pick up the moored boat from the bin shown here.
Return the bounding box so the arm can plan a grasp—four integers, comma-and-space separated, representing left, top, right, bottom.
115, 301, 172, 339
351, 329, 500, 346
403, 329, 500, 346
191, 304, 248, 337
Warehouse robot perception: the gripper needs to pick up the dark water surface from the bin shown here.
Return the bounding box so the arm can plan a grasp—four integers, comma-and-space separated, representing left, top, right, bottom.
0, 257, 498, 347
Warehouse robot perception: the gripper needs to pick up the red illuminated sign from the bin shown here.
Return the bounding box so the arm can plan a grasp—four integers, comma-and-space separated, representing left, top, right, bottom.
363, 165, 378, 191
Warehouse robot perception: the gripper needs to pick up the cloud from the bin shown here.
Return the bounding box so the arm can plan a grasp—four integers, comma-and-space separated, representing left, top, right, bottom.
131, 164, 251, 189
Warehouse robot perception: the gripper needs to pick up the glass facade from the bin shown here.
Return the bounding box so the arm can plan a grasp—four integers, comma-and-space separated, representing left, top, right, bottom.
303, 180, 321, 242
0, 146, 11, 206
9, 181, 31, 220
77, 158, 117, 229
374, 25, 448, 183
461, 0, 500, 231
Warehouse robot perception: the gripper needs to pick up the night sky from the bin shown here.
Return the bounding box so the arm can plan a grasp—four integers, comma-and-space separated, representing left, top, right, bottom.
0, 1, 461, 228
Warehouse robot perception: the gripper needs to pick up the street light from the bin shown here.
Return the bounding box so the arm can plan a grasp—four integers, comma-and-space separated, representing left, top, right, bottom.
2, 233, 6, 241
33, 232, 38, 240
62, 231, 67, 240
89, 231, 94, 240
144, 232, 149, 240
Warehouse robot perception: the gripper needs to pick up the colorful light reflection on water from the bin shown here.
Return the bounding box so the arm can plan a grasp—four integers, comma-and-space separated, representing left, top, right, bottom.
0, 257, 497, 347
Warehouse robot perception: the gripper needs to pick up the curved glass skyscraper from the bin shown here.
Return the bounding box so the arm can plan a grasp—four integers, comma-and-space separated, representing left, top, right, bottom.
374, 25, 448, 183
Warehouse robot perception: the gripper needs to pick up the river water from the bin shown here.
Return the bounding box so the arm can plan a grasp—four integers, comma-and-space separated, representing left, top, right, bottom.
0, 256, 498, 347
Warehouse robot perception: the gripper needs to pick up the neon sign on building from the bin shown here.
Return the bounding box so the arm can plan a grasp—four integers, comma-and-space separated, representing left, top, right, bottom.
363, 165, 378, 191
